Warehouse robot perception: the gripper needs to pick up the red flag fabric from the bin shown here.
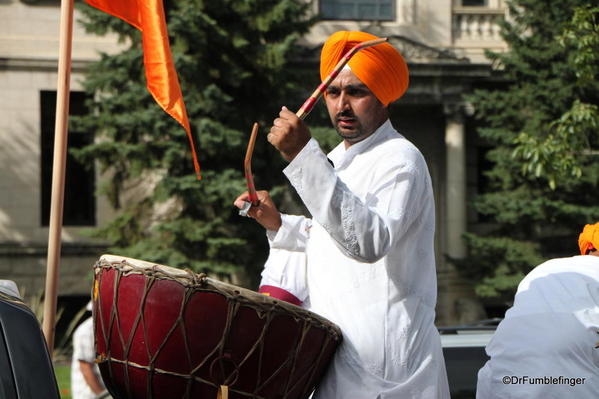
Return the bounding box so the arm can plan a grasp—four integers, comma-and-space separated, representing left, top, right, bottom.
85, 0, 201, 179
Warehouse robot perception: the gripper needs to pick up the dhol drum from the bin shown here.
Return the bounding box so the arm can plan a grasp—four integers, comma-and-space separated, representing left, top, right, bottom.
93, 255, 342, 399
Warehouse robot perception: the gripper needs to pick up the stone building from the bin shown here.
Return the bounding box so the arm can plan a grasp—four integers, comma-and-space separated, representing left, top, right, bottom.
0, 0, 507, 325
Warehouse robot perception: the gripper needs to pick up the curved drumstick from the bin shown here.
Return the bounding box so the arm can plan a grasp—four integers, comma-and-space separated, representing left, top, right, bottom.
244, 122, 259, 204
295, 37, 388, 120
239, 122, 259, 216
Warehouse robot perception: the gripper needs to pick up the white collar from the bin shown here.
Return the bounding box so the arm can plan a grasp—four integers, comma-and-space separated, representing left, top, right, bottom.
328, 119, 395, 170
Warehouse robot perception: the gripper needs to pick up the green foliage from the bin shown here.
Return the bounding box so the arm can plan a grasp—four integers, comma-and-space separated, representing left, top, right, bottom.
510, 5, 599, 189
54, 364, 72, 399
512, 100, 598, 189
460, 0, 599, 298
73, 0, 317, 285
461, 233, 543, 297
560, 5, 599, 87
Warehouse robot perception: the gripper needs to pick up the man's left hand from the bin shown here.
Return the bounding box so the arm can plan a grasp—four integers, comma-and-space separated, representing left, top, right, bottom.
234, 190, 282, 232
267, 106, 311, 162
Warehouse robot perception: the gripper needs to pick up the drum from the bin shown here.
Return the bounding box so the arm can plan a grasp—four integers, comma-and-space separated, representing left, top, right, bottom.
92, 255, 342, 399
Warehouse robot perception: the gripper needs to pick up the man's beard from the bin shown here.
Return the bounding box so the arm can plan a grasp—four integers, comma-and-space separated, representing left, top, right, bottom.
334, 110, 364, 142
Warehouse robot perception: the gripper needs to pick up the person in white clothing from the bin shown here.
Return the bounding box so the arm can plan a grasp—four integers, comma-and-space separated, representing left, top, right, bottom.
476, 222, 599, 399
71, 302, 111, 399
258, 247, 309, 307
235, 30, 449, 398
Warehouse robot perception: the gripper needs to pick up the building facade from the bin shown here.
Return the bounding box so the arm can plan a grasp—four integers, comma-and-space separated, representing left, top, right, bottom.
0, 0, 507, 325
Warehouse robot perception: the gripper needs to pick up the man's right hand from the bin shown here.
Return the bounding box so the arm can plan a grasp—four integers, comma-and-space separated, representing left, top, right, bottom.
234, 190, 282, 232
267, 106, 311, 162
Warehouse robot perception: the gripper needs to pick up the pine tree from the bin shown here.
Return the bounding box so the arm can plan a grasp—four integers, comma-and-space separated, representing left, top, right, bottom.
459, 0, 599, 299
73, 0, 320, 285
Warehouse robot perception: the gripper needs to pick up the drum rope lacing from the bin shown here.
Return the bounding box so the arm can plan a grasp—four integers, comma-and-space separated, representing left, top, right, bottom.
93, 258, 341, 399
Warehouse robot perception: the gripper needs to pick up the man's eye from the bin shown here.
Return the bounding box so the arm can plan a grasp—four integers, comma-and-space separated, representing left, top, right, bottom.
348, 89, 366, 97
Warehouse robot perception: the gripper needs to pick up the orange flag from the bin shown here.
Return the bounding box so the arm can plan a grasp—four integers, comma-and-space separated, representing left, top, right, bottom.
85, 0, 201, 179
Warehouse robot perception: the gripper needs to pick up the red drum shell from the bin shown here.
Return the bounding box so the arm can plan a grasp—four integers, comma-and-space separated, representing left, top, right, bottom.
93, 255, 341, 399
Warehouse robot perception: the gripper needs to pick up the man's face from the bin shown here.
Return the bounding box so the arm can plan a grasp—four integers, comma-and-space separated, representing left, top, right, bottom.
324, 69, 388, 147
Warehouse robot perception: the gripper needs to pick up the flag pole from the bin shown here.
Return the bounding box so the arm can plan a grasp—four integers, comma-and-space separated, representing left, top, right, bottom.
42, 0, 75, 353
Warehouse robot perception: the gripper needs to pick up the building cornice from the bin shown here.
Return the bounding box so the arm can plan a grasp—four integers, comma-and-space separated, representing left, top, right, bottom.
0, 242, 107, 257
388, 35, 469, 64
0, 57, 91, 73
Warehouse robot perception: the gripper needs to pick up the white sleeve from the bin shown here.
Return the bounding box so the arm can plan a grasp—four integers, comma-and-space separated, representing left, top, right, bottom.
73, 318, 96, 363
259, 248, 309, 303
283, 138, 426, 263
266, 213, 312, 252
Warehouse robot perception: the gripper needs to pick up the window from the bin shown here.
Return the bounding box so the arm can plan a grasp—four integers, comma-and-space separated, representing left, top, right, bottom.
40, 91, 96, 226
461, 0, 487, 6
320, 0, 395, 21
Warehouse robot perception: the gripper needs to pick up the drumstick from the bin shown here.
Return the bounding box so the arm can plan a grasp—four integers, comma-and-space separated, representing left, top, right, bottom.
295, 37, 388, 120
239, 122, 259, 216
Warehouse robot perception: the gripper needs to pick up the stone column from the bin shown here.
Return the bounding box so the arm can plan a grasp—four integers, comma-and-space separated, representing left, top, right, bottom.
438, 105, 486, 326
445, 109, 467, 259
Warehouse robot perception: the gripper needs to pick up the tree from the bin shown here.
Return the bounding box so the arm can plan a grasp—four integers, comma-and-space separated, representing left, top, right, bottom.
73, 0, 320, 285
459, 0, 599, 299
512, 5, 599, 189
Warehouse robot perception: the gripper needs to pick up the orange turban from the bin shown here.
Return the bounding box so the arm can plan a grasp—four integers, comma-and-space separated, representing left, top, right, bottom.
320, 31, 409, 106
578, 222, 599, 255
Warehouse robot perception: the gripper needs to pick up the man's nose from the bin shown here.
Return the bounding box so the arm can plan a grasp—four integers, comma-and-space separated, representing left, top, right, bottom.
337, 92, 351, 110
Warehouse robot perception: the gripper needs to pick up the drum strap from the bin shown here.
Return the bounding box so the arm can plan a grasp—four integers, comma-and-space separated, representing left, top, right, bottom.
217, 385, 229, 399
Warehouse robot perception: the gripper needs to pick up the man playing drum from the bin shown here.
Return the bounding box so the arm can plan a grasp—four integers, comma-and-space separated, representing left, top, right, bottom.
235, 31, 450, 398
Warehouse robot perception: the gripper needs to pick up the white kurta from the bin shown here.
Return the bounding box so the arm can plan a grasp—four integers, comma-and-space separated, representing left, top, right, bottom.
260, 247, 310, 305
71, 317, 106, 399
267, 120, 450, 398
477, 255, 599, 399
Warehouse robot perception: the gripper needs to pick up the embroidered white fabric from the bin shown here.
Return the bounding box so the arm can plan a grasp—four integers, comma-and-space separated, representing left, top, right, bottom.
265, 120, 450, 398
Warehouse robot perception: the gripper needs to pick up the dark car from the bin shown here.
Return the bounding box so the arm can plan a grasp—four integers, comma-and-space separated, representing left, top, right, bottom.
0, 280, 61, 399
439, 320, 499, 399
